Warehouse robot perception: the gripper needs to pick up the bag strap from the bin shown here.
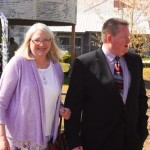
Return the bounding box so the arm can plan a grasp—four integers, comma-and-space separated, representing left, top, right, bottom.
58, 116, 62, 131
49, 116, 63, 143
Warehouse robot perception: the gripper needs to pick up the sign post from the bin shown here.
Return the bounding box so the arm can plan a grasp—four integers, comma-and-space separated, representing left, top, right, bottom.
0, 11, 8, 71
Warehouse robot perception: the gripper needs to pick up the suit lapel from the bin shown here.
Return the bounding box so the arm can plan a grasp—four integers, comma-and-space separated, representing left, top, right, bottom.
124, 53, 136, 101
94, 49, 126, 102
92, 50, 137, 104
95, 49, 113, 82
94, 49, 117, 92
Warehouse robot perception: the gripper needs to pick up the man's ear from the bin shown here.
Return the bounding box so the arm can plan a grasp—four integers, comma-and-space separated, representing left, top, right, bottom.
107, 34, 111, 42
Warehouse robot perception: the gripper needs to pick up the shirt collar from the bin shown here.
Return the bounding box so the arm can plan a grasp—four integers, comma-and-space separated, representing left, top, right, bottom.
102, 45, 116, 63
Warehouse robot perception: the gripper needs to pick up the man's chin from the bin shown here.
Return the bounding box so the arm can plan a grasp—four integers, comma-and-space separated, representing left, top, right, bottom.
121, 49, 128, 56
124, 48, 129, 53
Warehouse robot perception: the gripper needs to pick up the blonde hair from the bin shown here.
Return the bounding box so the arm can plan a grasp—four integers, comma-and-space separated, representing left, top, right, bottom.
16, 23, 62, 62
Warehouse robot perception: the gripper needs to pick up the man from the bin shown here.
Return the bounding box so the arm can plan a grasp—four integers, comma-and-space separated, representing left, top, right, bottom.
8, 37, 18, 60
64, 18, 148, 150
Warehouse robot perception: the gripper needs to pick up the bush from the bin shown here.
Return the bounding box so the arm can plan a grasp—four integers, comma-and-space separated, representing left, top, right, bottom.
62, 52, 71, 63
60, 63, 70, 73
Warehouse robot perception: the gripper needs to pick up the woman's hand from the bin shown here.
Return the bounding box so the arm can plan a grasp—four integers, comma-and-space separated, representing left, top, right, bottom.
59, 107, 71, 120
0, 136, 10, 150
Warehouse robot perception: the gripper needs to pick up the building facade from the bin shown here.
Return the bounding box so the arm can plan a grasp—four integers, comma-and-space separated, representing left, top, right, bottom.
51, 0, 150, 56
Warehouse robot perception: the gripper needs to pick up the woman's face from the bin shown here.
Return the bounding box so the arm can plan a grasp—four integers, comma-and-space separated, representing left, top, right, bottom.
30, 30, 51, 59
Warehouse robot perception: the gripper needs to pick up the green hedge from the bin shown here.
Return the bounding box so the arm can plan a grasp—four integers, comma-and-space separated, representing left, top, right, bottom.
62, 52, 71, 63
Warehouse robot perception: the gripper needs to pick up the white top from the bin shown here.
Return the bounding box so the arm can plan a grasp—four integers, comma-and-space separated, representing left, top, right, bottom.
38, 62, 59, 136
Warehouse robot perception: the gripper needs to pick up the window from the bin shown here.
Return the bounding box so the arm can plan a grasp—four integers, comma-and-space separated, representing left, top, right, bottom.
60, 37, 70, 45
75, 38, 81, 47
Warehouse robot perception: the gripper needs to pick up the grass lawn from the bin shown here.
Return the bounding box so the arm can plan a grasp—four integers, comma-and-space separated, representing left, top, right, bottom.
143, 68, 150, 81
143, 68, 150, 99
143, 58, 150, 61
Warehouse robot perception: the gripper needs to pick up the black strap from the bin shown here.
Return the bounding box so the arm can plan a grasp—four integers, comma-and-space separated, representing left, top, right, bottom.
49, 116, 62, 143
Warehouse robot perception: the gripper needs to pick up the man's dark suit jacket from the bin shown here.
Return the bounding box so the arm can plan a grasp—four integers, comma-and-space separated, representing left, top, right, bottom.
64, 48, 148, 150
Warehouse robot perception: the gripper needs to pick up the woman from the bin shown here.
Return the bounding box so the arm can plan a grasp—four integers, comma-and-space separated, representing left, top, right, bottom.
0, 23, 71, 150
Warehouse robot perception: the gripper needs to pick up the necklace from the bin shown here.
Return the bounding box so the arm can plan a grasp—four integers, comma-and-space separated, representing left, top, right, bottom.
41, 68, 48, 84
38, 65, 50, 85
36, 60, 50, 84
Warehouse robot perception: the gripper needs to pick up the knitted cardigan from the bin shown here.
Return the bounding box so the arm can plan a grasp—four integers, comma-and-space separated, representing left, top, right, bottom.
0, 55, 63, 148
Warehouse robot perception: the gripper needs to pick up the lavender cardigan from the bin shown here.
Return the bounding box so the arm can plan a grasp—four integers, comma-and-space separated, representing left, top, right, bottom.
0, 55, 63, 148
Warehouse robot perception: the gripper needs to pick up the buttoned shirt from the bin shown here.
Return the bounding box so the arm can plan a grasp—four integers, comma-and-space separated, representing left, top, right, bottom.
102, 46, 131, 104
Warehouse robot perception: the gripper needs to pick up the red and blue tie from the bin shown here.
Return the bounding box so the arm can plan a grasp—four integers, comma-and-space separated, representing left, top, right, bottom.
114, 56, 124, 96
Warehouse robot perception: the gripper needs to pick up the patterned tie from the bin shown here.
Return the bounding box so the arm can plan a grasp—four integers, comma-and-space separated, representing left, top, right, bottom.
114, 56, 124, 96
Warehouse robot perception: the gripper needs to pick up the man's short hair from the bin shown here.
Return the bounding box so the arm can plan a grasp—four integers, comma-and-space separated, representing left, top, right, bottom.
101, 18, 129, 43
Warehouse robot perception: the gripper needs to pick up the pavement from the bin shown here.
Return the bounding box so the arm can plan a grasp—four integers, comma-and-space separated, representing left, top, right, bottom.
142, 60, 150, 67
142, 60, 150, 63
